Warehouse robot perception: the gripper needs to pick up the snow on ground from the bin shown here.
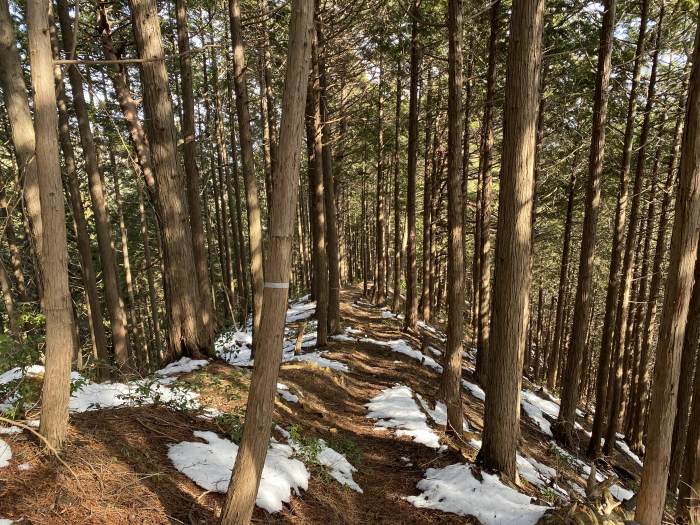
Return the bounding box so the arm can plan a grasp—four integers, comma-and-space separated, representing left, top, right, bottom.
0, 519, 14, 524
550, 443, 633, 501
0, 426, 21, 435
156, 357, 209, 376
288, 351, 349, 372
461, 379, 486, 401
277, 427, 362, 493
405, 463, 549, 525
277, 383, 299, 404
358, 337, 443, 372
69, 377, 199, 413
366, 385, 440, 449
168, 430, 309, 513
416, 394, 469, 431
286, 299, 317, 322
616, 439, 643, 467
0, 438, 11, 468
417, 321, 447, 342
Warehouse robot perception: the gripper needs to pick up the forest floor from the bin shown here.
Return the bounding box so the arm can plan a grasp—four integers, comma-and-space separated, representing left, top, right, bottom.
0, 288, 646, 524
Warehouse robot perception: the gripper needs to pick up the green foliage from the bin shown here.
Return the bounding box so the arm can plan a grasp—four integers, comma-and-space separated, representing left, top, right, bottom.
289, 424, 323, 466
214, 412, 245, 443
328, 435, 363, 467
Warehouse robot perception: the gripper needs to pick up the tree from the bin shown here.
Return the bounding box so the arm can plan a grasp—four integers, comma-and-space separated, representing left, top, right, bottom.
636, 10, 700, 521
553, 0, 617, 449
128, 0, 208, 360
403, 0, 420, 333
228, 0, 265, 348
477, 0, 544, 479
442, 0, 464, 436
219, 0, 313, 520
176, 0, 216, 345
26, 0, 75, 448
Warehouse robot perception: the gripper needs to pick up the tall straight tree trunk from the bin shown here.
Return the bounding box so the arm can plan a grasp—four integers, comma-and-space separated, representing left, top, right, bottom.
0, 258, 18, 340
553, 0, 616, 449
139, 185, 162, 365
669, 252, 700, 495
375, 62, 387, 306
392, 71, 402, 312
219, 1, 312, 520
316, 4, 341, 334
604, 7, 661, 455
129, 0, 207, 360
635, 13, 700, 521
421, 69, 433, 322
50, 41, 109, 376
306, 34, 328, 347
442, 0, 465, 435
228, 0, 265, 348
27, 0, 74, 449
547, 167, 576, 389
475, 0, 500, 383
0, 0, 43, 287
679, 332, 700, 523
477, 0, 543, 479
57, 0, 130, 367
629, 94, 685, 453
587, 0, 648, 456
403, 0, 420, 332
176, 0, 215, 343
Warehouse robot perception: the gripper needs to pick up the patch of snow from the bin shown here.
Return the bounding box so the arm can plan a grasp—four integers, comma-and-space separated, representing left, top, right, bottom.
360, 337, 443, 372
0, 426, 22, 435
616, 439, 643, 467
69, 378, 198, 413
0, 438, 11, 468
405, 463, 549, 525
18, 462, 31, 471
286, 300, 317, 322
168, 430, 309, 513
461, 379, 486, 401
417, 321, 447, 341
277, 427, 362, 492
288, 352, 348, 372
156, 357, 209, 376
276, 383, 299, 404
366, 385, 440, 449
416, 394, 469, 431
0, 519, 14, 524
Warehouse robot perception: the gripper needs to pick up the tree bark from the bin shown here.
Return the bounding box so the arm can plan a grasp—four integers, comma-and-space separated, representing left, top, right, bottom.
475, 0, 500, 383
306, 35, 328, 347
553, 0, 616, 449
477, 0, 543, 479
586, 0, 648, 457
57, 0, 131, 367
0, 0, 42, 294
442, 0, 465, 436
546, 166, 576, 390
176, 0, 216, 344
635, 12, 700, 522
316, 4, 341, 334
219, 1, 312, 520
27, 0, 75, 449
228, 0, 265, 348
603, 6, 661, 455
129, 0, 207, 360
403, 0, 420, 332
392, 70, 402, 313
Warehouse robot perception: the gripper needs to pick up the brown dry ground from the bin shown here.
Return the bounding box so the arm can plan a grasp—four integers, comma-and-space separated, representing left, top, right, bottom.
0, 288, 642, 524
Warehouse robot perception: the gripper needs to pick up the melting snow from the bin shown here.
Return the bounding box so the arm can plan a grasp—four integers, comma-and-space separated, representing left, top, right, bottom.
156, 357, 209, 376
416, 394, 469, 431
0, 438, 11, 468
277, 427, 362, 492
616, 439, 643, 467
286, 299, 317, 322
366, 385, 440, 449
359, 337, 443, 372
168, 430, 309, 513
276, 383, 299, 403
69, 378, 198, 413
405, 463, 549, 525
461, 379, 486, 401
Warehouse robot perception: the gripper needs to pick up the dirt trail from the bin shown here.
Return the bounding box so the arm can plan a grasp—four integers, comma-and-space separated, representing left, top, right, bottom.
0, 288, 640, 524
